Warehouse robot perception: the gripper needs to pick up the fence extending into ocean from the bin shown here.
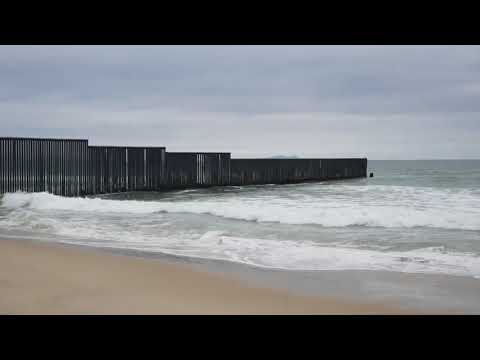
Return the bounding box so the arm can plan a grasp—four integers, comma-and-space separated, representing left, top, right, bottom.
0, 137, 367, 196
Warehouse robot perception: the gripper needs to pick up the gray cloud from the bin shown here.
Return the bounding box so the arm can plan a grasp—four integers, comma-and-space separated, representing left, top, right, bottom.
0, 45, 479, 159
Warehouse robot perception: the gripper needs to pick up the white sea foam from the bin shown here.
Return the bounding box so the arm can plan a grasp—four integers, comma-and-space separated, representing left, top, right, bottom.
1, 191, 164, 213
14, 228, 480, 278
1, 190, 480, 278
2, 186, 480, 230
176, 233, 480, 278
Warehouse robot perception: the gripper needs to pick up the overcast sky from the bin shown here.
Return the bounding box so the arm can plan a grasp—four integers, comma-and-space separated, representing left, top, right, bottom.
1, 45, 479, 159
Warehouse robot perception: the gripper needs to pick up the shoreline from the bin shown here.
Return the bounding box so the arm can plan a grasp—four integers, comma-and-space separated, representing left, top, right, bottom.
0, 238, 408, 315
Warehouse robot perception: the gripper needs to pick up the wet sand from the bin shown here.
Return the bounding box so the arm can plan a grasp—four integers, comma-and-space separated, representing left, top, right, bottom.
0, 238, 406, 315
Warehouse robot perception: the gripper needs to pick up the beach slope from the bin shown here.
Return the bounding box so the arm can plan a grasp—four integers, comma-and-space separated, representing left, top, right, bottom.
0, 239, 402, 314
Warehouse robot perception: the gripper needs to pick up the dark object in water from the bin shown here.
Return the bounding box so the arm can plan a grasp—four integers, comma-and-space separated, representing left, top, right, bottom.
0, 136, 368, 196
370, 172, 374, 178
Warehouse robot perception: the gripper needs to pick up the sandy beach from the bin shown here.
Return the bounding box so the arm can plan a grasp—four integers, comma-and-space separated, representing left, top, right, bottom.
0, 238, 406, 315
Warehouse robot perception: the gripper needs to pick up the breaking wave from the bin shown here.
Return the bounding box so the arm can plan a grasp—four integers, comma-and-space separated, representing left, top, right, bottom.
1, 187, 480, 278
2, 187, 480, 231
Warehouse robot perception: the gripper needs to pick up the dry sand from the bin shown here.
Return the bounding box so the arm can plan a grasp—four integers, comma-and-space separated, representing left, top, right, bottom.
0, 238, 407, 314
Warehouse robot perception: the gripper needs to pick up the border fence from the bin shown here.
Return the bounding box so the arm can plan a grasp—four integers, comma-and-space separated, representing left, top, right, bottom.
165, 152, 231, 188
230, 158, 367, 185
0, 137, 367, 196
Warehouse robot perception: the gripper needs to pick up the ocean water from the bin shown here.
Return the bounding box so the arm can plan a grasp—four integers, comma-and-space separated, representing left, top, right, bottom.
1, 160, 480, 279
